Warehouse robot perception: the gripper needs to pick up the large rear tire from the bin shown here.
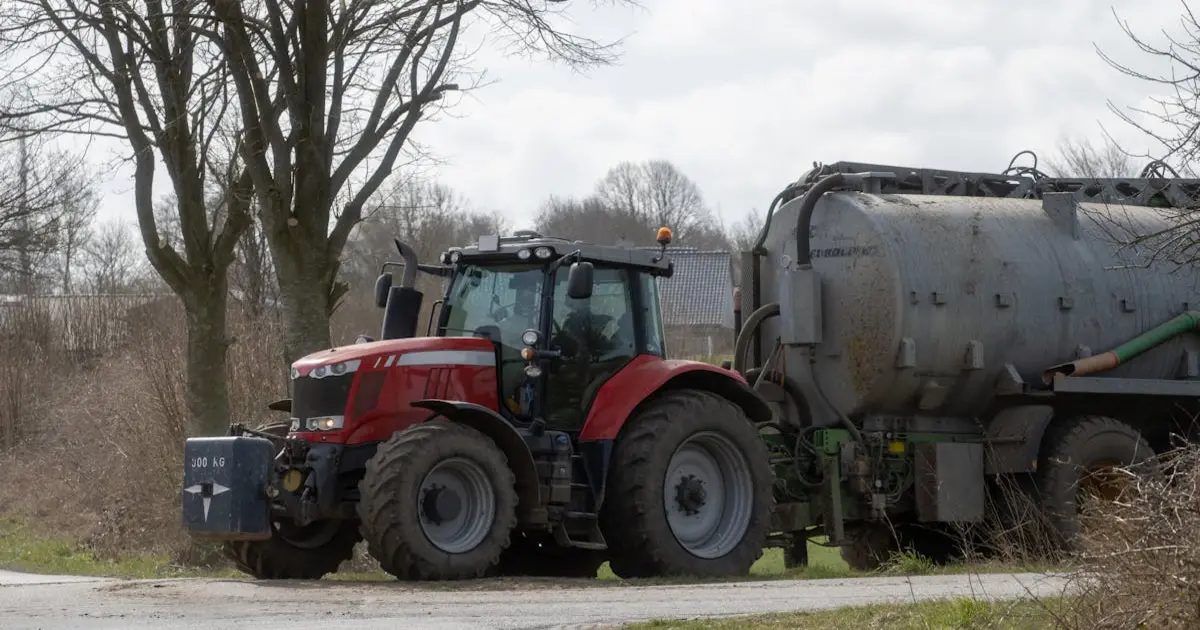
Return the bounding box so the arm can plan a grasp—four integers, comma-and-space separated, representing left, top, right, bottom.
222, 421, 360, 580
601, 388, 773, 579
1037, 415, 1157, 552
357, 421, 518, 581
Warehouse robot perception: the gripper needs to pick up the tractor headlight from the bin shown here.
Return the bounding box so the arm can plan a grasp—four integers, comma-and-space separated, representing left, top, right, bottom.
306, 359, 361, 379
521, 329, 540, 347
306, 415, 345, 431
289, 417, 301, 432
450, 251, 462, 263
534, 246, 553, 259
524, 365, 543, 379
517, 248, 532, 260
290, 367, 301, 380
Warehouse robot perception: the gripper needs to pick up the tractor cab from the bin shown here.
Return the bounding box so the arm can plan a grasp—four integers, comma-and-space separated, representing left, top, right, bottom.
425, 230, 674, 433
369, 229, 676, 434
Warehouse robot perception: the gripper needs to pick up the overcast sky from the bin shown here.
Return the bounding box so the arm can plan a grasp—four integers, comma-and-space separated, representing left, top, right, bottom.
90, 0, 1190, 238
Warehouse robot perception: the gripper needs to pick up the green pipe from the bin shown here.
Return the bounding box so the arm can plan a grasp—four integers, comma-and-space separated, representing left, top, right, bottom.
1043, 310, 1200, 382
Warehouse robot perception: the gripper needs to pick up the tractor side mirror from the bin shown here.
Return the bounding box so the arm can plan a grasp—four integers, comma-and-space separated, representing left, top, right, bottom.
374, 272, 393, 309
567, 261, 594, 300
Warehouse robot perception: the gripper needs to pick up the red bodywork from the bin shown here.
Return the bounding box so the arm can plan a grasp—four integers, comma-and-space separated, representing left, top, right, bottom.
289, 336, 500, 445
289, 337, 748, 446
578, 355, 751, 441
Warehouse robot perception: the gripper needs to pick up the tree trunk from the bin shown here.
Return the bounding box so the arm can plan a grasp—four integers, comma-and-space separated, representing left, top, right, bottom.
275, 252, 335, 366
182, 276, 233, 437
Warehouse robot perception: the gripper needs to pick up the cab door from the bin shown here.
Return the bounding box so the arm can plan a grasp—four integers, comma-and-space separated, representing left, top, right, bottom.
542, 265, 639, 432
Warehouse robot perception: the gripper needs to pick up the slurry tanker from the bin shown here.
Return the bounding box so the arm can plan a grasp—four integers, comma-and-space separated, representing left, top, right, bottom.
736, 153, 1200, 567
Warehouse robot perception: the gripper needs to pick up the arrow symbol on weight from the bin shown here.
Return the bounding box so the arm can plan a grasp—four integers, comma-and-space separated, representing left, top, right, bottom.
184, 482, 230, 522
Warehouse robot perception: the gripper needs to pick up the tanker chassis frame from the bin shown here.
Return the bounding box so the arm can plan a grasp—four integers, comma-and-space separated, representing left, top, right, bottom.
737, 154, 1200, 569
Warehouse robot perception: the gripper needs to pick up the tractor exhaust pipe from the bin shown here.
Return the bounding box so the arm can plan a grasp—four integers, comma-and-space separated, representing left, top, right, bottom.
376, 239, 425, 340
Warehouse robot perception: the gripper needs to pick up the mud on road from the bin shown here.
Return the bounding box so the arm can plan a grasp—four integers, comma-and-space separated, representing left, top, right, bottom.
0, 570, 1071, 629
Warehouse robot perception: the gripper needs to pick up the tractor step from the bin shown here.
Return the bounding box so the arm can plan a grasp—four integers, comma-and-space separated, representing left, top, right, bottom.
553, 520, 608, 551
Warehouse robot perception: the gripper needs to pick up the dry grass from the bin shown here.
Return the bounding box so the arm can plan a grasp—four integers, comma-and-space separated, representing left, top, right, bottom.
0, 297, 288, 565
1056, 444, 1200, 629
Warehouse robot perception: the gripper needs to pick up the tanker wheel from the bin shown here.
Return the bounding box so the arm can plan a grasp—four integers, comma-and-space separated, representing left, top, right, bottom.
222, 421, 360, 580
357, 421, 518, 581
1037, 415, 1158, 553
600, 388, 773, 579
493, 533, 605, 578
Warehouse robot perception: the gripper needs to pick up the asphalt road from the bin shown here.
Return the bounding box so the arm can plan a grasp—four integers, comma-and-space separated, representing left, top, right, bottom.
0, 569, 1071, 629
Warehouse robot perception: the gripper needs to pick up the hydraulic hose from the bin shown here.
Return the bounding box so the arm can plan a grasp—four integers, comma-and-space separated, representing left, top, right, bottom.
794, 173, 848, 267
1043, 310, 1200, 383
733, 301, 865, 444
733, 302, 780, 374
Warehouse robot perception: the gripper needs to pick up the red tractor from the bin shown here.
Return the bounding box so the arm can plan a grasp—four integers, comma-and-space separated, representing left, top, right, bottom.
182, 229, 775, 580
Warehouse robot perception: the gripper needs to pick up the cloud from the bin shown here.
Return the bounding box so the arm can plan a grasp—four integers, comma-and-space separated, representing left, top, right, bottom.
97, 0, 1192, 238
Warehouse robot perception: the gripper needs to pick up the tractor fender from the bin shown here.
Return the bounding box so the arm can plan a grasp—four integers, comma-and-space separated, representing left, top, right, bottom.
578, 355, 773, 442
983, 404, 1056, 474
410, 400, 543, 522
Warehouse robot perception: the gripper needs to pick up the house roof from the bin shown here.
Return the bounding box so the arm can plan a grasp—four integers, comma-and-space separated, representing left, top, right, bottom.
652, 249, 735, 328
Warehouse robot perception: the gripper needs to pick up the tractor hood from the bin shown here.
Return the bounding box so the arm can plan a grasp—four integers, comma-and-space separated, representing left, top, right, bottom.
291, 336, 496, 377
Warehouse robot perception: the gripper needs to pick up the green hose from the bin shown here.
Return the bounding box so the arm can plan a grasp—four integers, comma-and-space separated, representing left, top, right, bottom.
1111, 310, 1200, 362
1043, 310, 1200, 382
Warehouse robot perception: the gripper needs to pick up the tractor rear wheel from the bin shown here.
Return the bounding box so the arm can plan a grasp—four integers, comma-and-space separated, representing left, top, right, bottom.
222, 421, 360, 580
601, 388, 773, 579
357, 421, 518, 580
1037, 415, 1158, 553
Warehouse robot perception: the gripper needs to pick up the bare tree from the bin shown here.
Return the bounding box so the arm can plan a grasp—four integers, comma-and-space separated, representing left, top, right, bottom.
56, 189, 99, 295
595, 160, 717, 243
81, 219, 145, 294
1074, 6, 1200, 269
536, 160, 730, 249
343, 177, 506, 284
201, 0, 632, 363
1097, 7, 1200, 170
0, 2, 253, 436
1044, 135, 1139, 178
728, 208, 764, 254
0, 134, 95, 293
535, 194, 651, 244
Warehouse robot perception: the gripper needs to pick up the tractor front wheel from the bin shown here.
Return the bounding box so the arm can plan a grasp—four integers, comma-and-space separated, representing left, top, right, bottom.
601, 388, 773, 579
357, 421, 518, 580
224, 518, 361, 580
222, 420, 359, 580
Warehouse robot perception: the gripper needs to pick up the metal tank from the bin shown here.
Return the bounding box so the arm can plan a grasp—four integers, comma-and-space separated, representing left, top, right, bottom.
752, 180, 1200, 423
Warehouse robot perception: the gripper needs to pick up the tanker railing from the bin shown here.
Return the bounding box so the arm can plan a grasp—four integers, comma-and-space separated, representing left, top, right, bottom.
801, 159, 1200, 209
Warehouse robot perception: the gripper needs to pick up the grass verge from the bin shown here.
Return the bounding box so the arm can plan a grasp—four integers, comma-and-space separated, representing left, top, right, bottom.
624, 597, 1071, 629
0, 518, 238, 579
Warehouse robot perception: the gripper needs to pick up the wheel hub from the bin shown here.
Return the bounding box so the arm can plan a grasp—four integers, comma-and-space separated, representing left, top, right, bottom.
675, 474, 708, 515
662, 431, 754, 560
421, 484, 464, 525
416, 457, 497, 554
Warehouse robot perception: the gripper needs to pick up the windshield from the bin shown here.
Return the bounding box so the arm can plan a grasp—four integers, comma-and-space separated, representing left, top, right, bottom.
441, 263, 544, 346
